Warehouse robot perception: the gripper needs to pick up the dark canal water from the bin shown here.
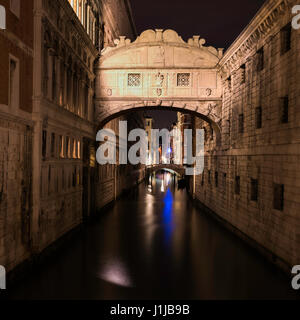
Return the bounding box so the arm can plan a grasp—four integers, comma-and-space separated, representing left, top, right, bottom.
6, 172, 299, 299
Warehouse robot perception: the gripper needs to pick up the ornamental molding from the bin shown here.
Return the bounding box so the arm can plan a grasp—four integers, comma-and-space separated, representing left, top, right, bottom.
219, 0, 290, 76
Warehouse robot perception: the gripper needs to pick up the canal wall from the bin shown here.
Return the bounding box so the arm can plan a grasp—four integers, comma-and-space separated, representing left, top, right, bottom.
192, 0, 300, 273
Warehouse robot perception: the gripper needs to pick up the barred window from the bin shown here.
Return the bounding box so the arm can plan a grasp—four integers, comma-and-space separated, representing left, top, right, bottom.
239, 114, 244, 133
177, 73, 190, 87
251, 178, 258, 202
273, 184, 284, 211
235, 176, 240, 195
215, 171, 218, 188
240, 64, 246, 84
280, 96, 289, 124
280, 23, 291, 55
128, 73, 141, 87
255, 107, 262, 129
257, 48, 264, 72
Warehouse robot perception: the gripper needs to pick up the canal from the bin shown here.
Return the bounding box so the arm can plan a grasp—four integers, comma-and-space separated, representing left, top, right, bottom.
7, 172, 299, 299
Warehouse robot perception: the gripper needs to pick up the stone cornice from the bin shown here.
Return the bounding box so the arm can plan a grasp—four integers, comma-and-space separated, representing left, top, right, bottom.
219, 0, 291, 75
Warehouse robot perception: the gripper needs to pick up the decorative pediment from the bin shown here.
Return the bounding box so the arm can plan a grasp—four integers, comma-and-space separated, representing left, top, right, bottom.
100, 29, 223, 69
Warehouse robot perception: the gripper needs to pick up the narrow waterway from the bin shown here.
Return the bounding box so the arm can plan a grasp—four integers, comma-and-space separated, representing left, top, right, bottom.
7, 172, 299, 300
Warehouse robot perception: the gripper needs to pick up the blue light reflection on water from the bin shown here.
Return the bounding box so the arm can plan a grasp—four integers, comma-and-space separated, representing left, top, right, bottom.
163, 188, 174, 245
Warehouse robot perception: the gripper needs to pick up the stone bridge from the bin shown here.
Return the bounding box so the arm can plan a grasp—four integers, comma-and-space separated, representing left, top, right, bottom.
95, 29, 224, 145
146, 164, 186, 177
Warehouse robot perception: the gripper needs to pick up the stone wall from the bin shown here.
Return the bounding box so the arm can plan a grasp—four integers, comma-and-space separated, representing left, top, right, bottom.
192, 0, 300, 270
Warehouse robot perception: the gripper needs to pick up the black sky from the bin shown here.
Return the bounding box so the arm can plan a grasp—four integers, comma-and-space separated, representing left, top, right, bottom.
130, 0, 266, 128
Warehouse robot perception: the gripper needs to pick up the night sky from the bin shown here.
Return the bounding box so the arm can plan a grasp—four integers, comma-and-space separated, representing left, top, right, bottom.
130, 0, 266, 128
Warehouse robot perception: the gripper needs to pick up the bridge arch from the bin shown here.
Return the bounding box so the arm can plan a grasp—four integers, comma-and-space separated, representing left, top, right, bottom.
95, 29, 224, 145
146, 164, 186, 177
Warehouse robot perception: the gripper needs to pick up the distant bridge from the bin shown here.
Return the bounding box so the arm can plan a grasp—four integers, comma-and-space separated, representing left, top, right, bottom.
146, 164, 186, 177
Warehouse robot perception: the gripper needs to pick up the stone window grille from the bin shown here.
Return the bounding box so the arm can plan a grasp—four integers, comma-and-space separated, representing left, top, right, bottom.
280, 96, 289, 123
280, 23, 291, 55
128, 73, 141, 87
177, 73, 190, 87
273, 184, 284, 211
251, 178, 258, 202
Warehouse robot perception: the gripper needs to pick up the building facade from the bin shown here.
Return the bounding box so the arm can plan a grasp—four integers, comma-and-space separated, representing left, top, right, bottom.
0, 0, 34, 273
0, 0, 137, 273
192, 0, 300, 271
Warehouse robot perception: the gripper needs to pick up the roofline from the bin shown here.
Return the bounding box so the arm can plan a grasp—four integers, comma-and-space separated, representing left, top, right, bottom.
220, 0, 286, 66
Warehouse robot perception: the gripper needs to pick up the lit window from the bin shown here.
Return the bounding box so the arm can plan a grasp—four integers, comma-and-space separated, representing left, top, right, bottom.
77, 140, 81, 159
0, 5, 6, 29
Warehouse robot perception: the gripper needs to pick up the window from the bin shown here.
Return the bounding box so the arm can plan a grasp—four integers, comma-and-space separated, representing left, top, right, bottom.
59, 136, 64, 158
72, 139, 77, 159
77, 140, 81, 159
9, 57, 19, 109
280, 96, 289, 123
223, 173, 227, 189
42, 130, 47, 158
227, 76, 231, 91
235, 176, 240, 195
215, 171, 218, 188
240, 64, 246, 84
177, 73, 190, 87
239, 114, 244, 133
66, 136, 70, 158
273, 184, 284, 211
51, 133, 56, 157
208, 170, 211, 184
128, 73, 141, 87
10, 0, 20, 18
257, 48, 264, 72
255, 107, 262, 129
281, 23, 291, 55
251, 179, 258, 202
0, 5, 6, 30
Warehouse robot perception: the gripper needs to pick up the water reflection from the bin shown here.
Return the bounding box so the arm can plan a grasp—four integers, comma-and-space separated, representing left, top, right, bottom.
7, 170, 300, 300
163, 188, 174, 245
98, 260, 133, 288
